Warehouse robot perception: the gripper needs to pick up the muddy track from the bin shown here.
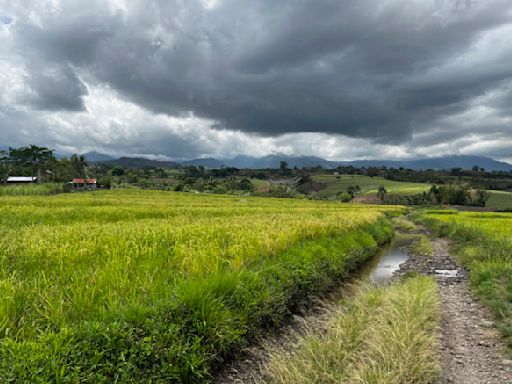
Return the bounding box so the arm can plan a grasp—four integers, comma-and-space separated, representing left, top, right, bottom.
399, 237, 512, 384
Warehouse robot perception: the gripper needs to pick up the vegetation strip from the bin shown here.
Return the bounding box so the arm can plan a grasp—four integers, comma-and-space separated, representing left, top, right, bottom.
262, 276, 440, 384
0, 190, 401, 382
0, 183, 65, 196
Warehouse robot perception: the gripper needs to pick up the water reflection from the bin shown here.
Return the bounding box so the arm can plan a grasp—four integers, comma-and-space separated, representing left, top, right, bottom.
354, 235, 414, 286
368, 246, 409, 285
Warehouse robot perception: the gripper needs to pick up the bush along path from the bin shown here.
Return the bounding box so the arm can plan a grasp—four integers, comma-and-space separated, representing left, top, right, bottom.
397, 225, 512, 384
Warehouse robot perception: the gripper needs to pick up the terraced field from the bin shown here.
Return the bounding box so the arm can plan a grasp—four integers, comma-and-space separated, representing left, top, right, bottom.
0, 190, 401, 382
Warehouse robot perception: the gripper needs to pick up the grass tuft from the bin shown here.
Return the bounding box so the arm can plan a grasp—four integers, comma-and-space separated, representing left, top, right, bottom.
393, 216, 418, 232
262, 276, 440, 384
410, 235, 433, 257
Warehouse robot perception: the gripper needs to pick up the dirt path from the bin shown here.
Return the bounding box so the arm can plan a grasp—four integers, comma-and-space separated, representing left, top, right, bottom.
399, 238, 512, 384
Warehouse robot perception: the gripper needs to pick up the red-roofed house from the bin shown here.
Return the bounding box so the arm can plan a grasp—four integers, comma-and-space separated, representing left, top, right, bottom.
70, 178, 97, 190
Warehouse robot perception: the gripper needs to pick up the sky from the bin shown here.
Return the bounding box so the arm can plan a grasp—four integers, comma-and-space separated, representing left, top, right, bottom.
1, 0, 512, 162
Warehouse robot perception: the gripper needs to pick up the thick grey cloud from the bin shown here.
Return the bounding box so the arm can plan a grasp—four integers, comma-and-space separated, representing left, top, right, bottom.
24, 64, 88, 111
0, 0, 512, 161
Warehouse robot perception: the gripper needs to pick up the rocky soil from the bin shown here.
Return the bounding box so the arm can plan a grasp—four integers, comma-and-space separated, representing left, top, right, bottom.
398, 237, 512, 384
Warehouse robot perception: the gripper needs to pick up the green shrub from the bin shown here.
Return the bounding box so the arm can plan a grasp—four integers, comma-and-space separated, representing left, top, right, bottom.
410, 235, 433, 257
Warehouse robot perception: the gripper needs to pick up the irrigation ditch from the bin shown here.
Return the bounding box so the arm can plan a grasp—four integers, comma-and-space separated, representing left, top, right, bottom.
215, 216, 512, 384
214, 222, 420, 383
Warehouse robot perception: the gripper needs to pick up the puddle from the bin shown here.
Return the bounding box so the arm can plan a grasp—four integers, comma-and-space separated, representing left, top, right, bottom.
368, 246, 409, 285
435, 269, 459, 278
354, 235, 414, 287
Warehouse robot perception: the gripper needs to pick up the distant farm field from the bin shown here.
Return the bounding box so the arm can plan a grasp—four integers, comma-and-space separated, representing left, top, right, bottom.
311, 174, 431, 198
0, 190, 400, 382
486, 190, 512, 210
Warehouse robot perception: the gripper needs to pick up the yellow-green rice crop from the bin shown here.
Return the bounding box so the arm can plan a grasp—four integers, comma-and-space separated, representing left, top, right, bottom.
0, 190, 401, 382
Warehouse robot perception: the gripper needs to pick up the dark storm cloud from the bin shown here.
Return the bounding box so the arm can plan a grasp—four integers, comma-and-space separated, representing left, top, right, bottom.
15, 7, 120, 65
24, 65, 88, 111
2, 0, 512, 159
90, 0, 512, 141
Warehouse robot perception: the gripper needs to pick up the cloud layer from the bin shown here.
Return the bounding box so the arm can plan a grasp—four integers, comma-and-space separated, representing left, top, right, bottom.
1, 0, 512, 161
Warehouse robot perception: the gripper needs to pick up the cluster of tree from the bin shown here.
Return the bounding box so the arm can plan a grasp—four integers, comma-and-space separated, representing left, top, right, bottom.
90, 164, 174, 190
174, 176, 254, 194
295, 175, 327, 195
0, 145, 88, 183
429, 185, 489, 206
382, 185, 490, 207
331, 165, 512, 191
384, 167, 512, 191
335, 185, 362, 202
174, 163, 325, 197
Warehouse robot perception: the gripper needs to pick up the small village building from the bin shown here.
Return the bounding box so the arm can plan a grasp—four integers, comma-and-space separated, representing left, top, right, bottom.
70, 178, 97, 190
6, 176, 37, 183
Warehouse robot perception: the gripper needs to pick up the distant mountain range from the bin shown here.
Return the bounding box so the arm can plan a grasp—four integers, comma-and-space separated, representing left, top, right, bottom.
223, 155, 333, 169
95, 156, 182, 168
2, 148, 511, 171
181, 157, 226, 168
81, 152, 512, 171
332, 155, 512, 172
82, 151, 116, 162
3, 146, 509, 171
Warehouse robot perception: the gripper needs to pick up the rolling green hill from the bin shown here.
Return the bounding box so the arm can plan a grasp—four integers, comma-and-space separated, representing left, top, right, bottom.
311, 174, 431, 198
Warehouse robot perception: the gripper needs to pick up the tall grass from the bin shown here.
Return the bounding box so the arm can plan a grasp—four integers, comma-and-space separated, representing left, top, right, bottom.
420, 210, 512, 349
392, 216, 418, 231
263, 276, 440, 384
0, 190, 402, 382
0, 183, 64, 195
410, 235, 433, 257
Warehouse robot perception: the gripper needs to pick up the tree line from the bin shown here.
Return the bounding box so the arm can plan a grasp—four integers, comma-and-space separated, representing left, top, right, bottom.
0, 145, 88, 183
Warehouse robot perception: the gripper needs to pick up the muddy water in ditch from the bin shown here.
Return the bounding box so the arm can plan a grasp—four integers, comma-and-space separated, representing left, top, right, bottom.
215, 234, 415, 383
355, 234, 414, 286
